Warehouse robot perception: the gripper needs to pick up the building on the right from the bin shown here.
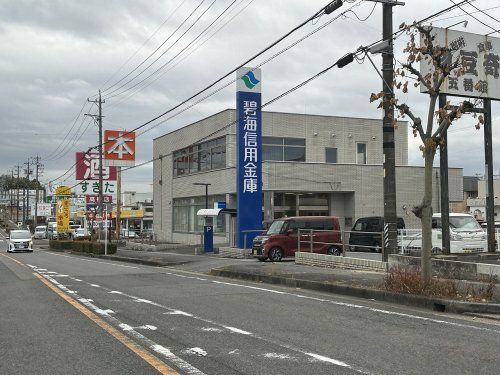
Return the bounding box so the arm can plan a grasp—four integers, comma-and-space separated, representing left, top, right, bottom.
467, 176, 500, 222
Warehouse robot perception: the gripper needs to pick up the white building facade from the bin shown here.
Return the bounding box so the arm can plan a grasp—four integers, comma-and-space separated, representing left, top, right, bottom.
153, 110, 463, 245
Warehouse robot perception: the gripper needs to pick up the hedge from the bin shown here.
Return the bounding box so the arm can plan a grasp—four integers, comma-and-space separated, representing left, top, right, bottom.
49, 240, 117, 255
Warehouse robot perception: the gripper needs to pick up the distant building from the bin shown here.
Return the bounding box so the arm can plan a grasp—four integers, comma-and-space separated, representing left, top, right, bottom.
152, 109, 464, 245
467, 177, 500, 222
451, 176, 479, 213
120, 191, 153, 232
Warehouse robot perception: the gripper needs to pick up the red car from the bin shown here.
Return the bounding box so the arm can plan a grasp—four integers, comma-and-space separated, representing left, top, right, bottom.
252, 216, 342, 262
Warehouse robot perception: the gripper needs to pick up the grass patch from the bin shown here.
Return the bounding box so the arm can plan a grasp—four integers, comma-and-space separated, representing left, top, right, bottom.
384, 268, 496, 303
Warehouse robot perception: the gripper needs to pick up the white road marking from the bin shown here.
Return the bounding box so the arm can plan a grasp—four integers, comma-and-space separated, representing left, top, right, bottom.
109, 291, 124, 295
200, 327, 223, 333
224, 326, 252, 335
209, 279, 500, 333
90, 284, 100, 288
228, 349, 240, 355
307, 353, 350, 367
164, 310, 193, 317
38, 273, 206, 375
182, 347, 207, 357
264, 353, 297, 360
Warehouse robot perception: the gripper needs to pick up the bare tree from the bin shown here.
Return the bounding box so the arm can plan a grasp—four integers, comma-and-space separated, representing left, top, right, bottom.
370, 23, 481, 282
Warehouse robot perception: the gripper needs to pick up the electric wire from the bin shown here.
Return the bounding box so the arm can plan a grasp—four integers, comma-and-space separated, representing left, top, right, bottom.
102, 0, 211, 97
100, 0, 189, 90
449, 0, 500, 34
105, 0, 254, 112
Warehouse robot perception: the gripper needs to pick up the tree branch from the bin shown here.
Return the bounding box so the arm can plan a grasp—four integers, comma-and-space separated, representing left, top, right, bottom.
402, 63, 433, 92
396, 103, 425, 140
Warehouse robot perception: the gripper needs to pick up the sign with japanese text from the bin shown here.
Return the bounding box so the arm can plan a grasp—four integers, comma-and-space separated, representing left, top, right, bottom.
56, 199, 70, 233
76, 152, 117, 181
75, 181, 116, 195
420, 28, 500, 99
37, 203, 52, 217
236, 67, 262, 248
111, 209, 144, 219
103, 130, 136, 167
85, 195, 113, 205
55, 186, 71, 197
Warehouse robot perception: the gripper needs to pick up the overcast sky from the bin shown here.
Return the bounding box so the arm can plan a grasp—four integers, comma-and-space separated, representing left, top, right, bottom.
1, 0, 500, 192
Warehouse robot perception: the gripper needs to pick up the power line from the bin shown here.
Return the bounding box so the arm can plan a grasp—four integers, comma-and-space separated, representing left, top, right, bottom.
464, 0, 500, 27
104, 0, 240, 101
100, 0, 189, 90
102, 0, 214, 98
449, 0, 500, 34
431, 4, 500, 23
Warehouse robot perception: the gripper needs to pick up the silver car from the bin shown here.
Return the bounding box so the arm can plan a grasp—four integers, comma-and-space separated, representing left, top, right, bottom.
34, 225, 47, 239
7, 230, 33, 253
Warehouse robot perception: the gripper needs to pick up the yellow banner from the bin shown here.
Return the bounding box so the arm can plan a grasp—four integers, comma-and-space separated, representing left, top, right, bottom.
56, 186, 71, 196
112, 209, 144, 219
56, 199, 70, 233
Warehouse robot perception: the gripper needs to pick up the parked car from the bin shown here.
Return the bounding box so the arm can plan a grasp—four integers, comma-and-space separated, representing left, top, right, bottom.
399, 213, 487, 254
47, 223, 58, 240
34, 225, 47, 239
121, 229, 137, 238
140, 228, 154, 239
7, 230, 33, 253
252, 216, 342, 262
73, 228, 88, 239
349, 216, 405, 252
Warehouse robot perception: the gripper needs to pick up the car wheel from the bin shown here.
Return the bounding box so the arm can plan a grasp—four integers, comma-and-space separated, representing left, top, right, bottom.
268, 247, 283, 262
257, 257, 267, 262
327, 246, 342, 256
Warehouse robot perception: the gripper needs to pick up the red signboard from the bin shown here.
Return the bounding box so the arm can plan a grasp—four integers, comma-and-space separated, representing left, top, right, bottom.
104, 130, 136, 167
76, 152, 117, 181
85, 195, 113, 204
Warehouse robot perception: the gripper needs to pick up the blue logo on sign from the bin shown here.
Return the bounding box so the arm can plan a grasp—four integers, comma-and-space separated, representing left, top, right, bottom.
241, 71, 260, 89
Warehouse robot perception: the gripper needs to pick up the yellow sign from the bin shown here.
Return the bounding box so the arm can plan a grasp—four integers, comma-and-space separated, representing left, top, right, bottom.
112, 209, 144, 219
56, 199, 70, 233
55, 186, 71, 196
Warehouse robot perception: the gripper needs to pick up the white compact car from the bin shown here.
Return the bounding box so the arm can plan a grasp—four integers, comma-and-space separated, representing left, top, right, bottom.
34, 225, 47, 239
399, 213, 487, 254
7, 230, 33, 253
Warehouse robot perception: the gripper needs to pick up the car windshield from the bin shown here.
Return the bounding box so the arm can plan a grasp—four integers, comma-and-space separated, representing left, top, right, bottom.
10, 231, 31, 240
449, 216, 482, 231
76, 229, 85, 234
35, 227, 45, 232
267, 220, 285, 235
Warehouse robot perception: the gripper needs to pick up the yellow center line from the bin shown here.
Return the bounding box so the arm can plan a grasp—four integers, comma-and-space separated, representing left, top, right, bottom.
33, 273, 178, 375
0, 254, 178, 374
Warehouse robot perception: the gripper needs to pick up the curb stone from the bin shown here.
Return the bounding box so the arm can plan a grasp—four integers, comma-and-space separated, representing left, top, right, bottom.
209, 268, 500, 315
46, 249, 186, 267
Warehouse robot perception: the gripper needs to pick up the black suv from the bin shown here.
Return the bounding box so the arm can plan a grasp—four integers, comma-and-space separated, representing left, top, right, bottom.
348, 216, 405, 252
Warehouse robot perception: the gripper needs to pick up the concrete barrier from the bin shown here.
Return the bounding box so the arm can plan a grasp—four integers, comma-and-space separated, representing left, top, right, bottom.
217, 247, 253, 259
389, 254, 500, 281
295, 252, 387, 272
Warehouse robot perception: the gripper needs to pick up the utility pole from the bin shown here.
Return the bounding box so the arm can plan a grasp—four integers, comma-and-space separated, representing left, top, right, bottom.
23, 158, 31, 227
116, 166, 121, 240
87, 90, 105, 223
366, 0, 405, 261
15, 164, 20, 225
32, 155, 43, 227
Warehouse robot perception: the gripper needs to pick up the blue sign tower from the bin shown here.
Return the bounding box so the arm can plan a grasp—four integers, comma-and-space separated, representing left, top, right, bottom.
236, 67, 262, 249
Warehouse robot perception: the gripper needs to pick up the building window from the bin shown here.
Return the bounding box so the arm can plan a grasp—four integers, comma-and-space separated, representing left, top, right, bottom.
263, 137, 305, 162
173, 137, 226, 177
173, 195, 226, 233
356, 143, 367, 164
325, 148, 337, 163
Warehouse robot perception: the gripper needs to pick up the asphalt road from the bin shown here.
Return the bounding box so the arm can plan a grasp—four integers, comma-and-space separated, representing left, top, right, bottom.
1, 233, 500, 374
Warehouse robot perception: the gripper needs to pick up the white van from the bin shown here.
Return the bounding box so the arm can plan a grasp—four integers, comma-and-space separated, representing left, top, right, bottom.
400, 213, 487, 254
